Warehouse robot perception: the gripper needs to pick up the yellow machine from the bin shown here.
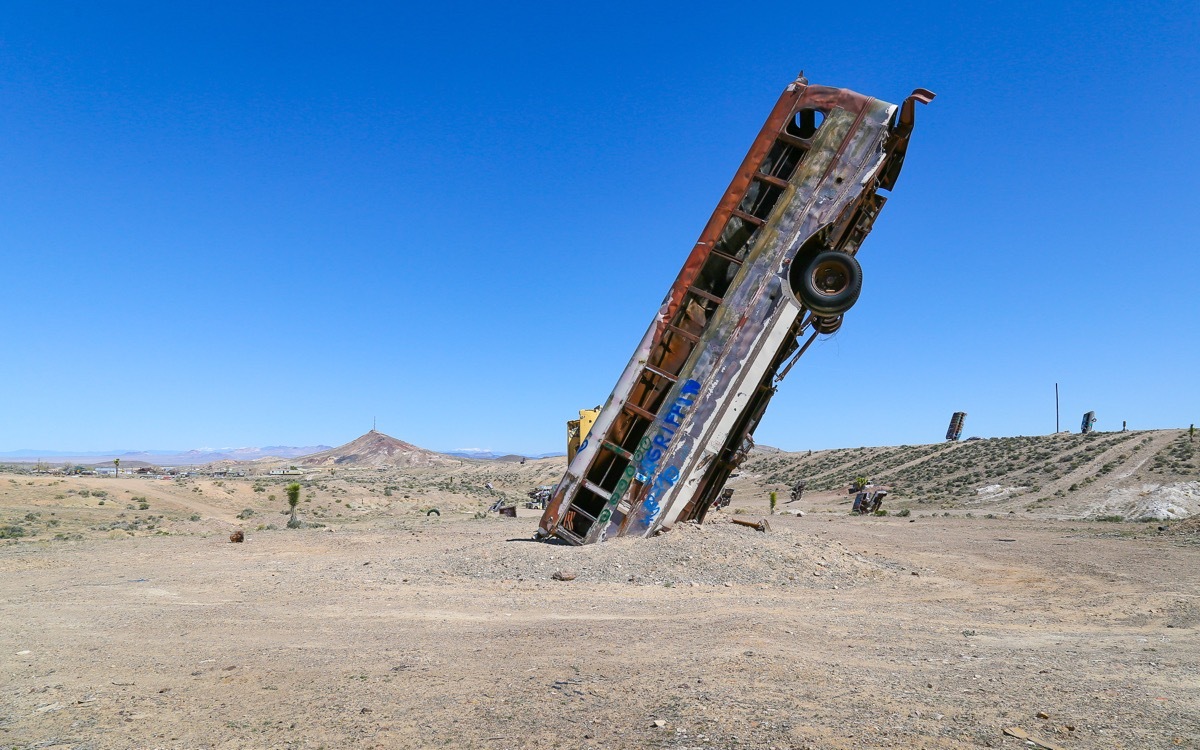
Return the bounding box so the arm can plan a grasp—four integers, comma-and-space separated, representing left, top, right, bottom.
566, 408, 601, 463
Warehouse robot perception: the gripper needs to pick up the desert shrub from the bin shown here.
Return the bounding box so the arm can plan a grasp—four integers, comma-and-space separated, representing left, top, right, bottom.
0, 525, 27, 538
92, 490, 108, 498
189, 514, 201, 521
896, 508, 911, 517
78, 489, 91, 497
237, 508, 255, 519
1096, 515, 1124, 522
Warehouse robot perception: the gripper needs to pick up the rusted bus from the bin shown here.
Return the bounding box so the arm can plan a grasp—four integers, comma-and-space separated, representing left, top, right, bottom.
538, 76, 933, 545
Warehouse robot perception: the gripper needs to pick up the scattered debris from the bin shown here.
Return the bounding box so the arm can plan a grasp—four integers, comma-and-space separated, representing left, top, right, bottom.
852, 487, 888, 515
1003, 726, 1067, 750
229, 530, 244, 543
551, 570, 577, 581
526, 485, 553, 509
731, 518, 771, 533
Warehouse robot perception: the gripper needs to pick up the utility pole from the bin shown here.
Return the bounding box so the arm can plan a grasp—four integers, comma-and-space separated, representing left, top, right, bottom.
1055, 383, 1060, 434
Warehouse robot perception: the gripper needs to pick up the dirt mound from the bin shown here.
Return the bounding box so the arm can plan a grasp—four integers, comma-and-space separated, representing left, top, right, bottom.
391, 519, 890, 587
298, 430, 452, 468
1089, 481, 1200, 520
1162, 515, 1200, 535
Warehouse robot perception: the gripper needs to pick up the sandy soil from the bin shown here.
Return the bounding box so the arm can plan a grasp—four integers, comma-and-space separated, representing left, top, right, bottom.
3, 477, 1198, 749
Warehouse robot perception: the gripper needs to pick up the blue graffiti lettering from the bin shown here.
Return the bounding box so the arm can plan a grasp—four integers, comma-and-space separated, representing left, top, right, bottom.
639, 465, 681, 528
637, 379, 701, 481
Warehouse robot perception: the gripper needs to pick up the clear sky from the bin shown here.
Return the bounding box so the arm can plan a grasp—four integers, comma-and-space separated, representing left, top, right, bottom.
2, 1, 1197, 455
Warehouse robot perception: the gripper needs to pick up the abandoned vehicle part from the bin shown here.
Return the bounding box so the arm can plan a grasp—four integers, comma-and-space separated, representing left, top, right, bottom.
537, 74, 934, 545
812, 314, 843, 335
793, 250, 862, 316
1081, 411, 1097, 435
946, 411, 967, 441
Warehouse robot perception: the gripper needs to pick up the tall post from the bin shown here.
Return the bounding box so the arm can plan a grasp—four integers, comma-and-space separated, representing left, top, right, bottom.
1055, 383, 1060, 434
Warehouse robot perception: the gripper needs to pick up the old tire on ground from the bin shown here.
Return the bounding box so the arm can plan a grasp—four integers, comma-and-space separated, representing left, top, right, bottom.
426, 508, 440, 517
795, 251, 862, 316
812, 315, 843, 335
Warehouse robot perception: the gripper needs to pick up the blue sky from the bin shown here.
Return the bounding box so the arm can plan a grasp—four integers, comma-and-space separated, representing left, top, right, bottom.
2, 1, 1197, 454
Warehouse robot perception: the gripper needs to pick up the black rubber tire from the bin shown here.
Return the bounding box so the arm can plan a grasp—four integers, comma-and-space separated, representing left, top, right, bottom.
426, 508, 440, 517
796, 251, 862, 316
812, 315, 843, 334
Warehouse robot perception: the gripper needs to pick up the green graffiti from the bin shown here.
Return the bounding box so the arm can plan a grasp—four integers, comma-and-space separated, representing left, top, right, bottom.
594, 436, 652, 535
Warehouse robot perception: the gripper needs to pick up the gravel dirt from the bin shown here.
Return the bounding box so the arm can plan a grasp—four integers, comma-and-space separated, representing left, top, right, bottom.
3, 494, 1198, 749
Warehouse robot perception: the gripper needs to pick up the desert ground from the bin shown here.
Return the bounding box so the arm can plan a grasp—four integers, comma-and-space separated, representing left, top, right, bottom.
2, 431, 1198, 749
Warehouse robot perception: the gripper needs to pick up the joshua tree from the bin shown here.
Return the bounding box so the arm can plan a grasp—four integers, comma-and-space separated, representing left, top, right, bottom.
114, 458, 120, 476
286, 482, 302, 528
769, 491, 778, 515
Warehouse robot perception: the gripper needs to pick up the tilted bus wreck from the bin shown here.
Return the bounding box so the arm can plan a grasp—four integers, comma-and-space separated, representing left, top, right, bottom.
537, 75, 934, 545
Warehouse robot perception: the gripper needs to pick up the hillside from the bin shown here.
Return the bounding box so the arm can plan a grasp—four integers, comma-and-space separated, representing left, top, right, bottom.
295, 430, 455, 468
741, 428, 1199, 520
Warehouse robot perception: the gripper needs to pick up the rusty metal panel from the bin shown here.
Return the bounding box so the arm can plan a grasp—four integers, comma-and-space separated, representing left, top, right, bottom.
538, 75, 933, 544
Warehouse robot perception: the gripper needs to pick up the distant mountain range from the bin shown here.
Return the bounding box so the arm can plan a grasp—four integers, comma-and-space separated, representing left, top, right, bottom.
0, 440, 563, 466
442, 449, 565, 460
0, 445, 332, 465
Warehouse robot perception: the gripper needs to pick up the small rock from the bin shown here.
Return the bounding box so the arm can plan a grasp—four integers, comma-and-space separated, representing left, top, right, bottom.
1037, 711, 1050, 719
911, 571, 919, 576
724, 582, 732, 587
552, 570, 577, 581
652, 719, 667, 728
